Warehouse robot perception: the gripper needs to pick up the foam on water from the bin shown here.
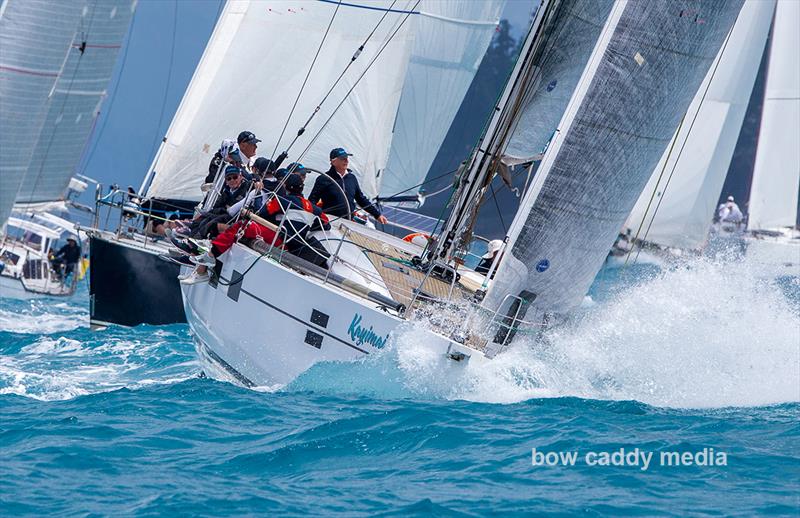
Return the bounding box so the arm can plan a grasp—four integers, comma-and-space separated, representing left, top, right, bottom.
291, 254, 800, 409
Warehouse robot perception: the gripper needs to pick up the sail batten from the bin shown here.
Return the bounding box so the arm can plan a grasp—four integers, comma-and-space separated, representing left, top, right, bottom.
486, 0, 744, 318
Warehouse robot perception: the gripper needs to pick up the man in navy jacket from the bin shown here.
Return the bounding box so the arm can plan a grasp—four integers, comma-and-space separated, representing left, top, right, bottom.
308, 148, 388, 224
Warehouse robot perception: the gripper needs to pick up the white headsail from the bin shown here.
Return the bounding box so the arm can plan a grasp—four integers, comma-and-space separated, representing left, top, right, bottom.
0, 0, 85, 226
377, 0, 505, 200
485, 0, 744, 318
145, 0, 417, 202
747, 0, 800, 231
15, 0, 136, 205
624, 0, 775, 250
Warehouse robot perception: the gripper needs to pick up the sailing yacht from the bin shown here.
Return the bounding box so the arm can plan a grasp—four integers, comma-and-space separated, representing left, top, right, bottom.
176, 0, 743, 387
615, 0, 799, 269
87, 0, 503, 328
742, 0, 800, 269
0, 0, 135, 299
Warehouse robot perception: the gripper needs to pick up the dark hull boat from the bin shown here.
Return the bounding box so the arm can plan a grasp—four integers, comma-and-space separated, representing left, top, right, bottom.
89, 232, 186, 329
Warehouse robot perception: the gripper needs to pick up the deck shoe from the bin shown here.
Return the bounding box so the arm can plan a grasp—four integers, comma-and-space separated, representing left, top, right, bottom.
190, 251, 216, 267
180, 269, 209, 285
171, 236, 200, 255
177, 266, 197, 281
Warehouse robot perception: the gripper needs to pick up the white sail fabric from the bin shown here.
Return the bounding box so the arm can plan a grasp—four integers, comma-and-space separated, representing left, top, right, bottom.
16, 0, 136, 204
145, 0, 415, 202
748, 0, 800, 231
0, 0, 84, 227
486, 0, 743, 317
377, 0, 504, 200
624, 0, 774, 250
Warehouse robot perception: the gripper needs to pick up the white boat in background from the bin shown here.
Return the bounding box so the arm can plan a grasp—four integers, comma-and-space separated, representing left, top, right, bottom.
180, 0, 742, 387
743, 0, 800, 270
0, 213, 86, 299
614, 0, 799, 270
0, 0, 136, 298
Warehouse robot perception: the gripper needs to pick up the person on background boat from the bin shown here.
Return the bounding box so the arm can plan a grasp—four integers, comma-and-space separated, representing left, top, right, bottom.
475, 239, 503, 278
51, 236, 81, 280
308, 147, 388, 225
718, 195, 744, 223
180, 173, 331, 285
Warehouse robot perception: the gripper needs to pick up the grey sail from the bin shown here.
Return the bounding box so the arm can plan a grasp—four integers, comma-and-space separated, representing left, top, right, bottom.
486, 0, 743, 319
503, 0, 614, 164
15, 0, 136, 205
0, 0, 85, 226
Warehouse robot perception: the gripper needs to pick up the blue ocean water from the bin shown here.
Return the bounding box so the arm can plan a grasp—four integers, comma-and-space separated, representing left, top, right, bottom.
1, 256, 799, 515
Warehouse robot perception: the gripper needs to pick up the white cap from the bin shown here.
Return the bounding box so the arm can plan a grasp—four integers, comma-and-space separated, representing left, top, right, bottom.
482, 239, 503, 259
727, 195, 734, 202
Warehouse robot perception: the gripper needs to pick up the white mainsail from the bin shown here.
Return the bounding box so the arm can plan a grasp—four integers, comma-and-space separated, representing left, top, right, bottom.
0, 0, 85, 227
377, 0, 505, 200
485, 0, 744, 317
15, 0, 136, 205
747, 0, 800, 231
624, 0, 775, 250
145, 0, 416, 202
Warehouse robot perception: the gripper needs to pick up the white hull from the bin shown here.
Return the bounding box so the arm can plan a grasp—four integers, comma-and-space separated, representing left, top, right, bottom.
744, 231, 800, 273
181, 242, 481, 387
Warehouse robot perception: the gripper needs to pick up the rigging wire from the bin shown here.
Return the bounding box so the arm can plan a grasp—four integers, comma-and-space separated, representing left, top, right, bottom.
623, 17, 740, 266
293, 0, 419, 165
270, 0, 343, 161
278, 0, 402, 158
20, 0, 100, 209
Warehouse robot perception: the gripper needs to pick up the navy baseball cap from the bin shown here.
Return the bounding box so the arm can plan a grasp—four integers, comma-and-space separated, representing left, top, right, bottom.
224, 165, 242, 177
330, 147, 352, 160
287, 162, 305, 173
253, 157, 274, 174
284, 173, 305, 193
237, 131, 261, 144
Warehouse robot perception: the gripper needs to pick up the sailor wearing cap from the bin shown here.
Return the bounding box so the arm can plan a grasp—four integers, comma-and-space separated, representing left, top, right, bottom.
717, 195, 743, 223
308, 147, 388, 224
204, 130, 262, 185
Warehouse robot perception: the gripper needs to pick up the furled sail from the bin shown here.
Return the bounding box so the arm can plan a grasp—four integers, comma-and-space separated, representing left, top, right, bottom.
623, 0, 775, 250
15, 0, 136, 205
145, 0, 416, 202
747, 0, 800, 231
486, 0, 743, 318
0, 0, 85, 226
377, 0, 505, 200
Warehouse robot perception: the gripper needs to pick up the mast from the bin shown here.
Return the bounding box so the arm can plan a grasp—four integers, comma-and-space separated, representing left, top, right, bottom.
430, 0, 556, 264
480, 0, 744, 321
